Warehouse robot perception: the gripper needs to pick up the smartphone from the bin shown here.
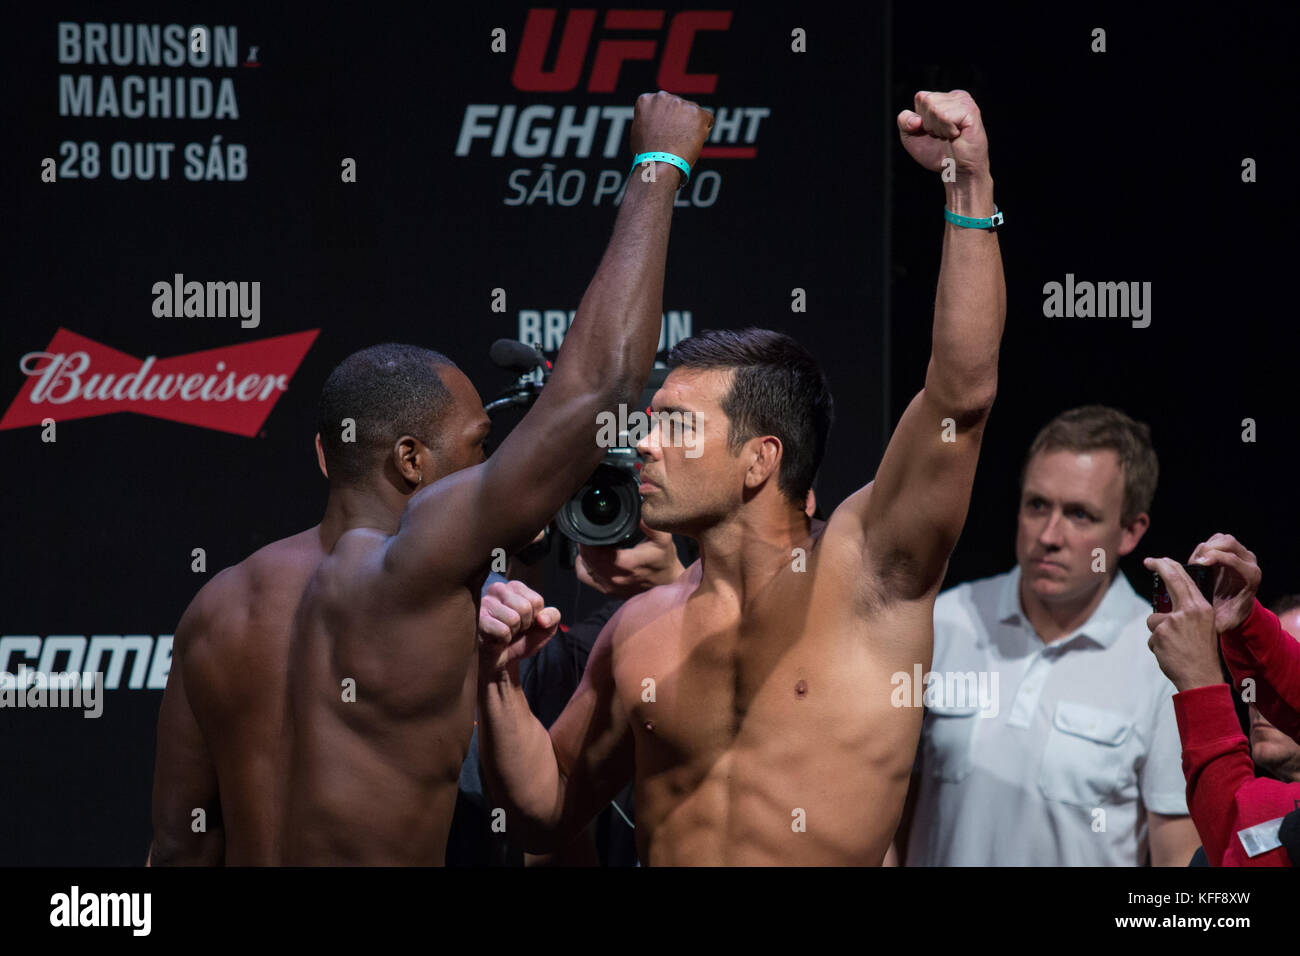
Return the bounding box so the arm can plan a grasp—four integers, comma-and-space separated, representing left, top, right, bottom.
1151, 563, 1215, 613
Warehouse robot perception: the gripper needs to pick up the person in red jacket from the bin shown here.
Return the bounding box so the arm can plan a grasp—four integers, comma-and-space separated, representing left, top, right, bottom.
1190, 535, 1300, 736
1144, 534, 1300, 866
1250, 596, 1300, 785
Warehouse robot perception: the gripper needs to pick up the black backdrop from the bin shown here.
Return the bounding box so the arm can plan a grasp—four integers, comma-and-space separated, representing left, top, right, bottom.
2, 1, 1297, 866
889, 4, 1300, 608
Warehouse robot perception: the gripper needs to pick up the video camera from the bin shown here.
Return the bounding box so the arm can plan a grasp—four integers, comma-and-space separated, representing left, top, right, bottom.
484, 339, 668, 557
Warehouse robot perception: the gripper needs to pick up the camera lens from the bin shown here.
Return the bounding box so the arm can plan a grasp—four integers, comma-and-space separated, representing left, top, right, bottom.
582, 486, 617, 525
556, 458, 644, 548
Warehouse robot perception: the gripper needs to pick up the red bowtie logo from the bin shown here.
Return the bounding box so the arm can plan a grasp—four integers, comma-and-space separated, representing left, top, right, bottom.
1, 328, 318, 436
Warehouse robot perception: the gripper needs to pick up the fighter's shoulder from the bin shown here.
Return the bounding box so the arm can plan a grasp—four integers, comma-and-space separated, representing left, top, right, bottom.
826, 481, 873, 534
176, 562, 251, 655
179, 530, 316, 646
241, 526, 324, 575
601, 560, 699, 647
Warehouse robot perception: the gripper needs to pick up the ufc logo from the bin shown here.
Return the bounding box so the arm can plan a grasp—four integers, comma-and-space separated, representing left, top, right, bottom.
513, 9, 732, 93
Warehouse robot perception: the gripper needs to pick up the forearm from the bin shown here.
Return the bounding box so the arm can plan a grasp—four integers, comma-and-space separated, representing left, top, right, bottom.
926, 174, 1005, 414
476, 659, 569, 848
1173, 684, 1257, 866
547, 173, 678, 405
1222, 601, 1300, 738
466, 173, 683, 560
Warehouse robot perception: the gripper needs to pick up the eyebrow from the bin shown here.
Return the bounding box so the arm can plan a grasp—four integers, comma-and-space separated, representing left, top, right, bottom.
1025, 492, 1099, 513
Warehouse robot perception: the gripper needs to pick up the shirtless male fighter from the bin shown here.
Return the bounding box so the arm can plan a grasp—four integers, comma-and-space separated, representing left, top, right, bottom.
148, 91, 714, 865
475, 89, 1005, 865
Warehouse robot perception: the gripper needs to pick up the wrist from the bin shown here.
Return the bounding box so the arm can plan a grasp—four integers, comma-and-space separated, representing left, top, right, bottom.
1172, 668, 1225, 694
628, 160, 686, 191
477, 646, 512, 681
944, 172, 994, 218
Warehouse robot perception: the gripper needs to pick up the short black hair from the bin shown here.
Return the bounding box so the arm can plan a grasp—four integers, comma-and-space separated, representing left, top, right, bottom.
317, 343, 456, 486
667, 328, 833, 504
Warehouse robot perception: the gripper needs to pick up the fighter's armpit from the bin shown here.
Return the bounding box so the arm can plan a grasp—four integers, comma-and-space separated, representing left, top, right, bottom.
816, 493, 899, 613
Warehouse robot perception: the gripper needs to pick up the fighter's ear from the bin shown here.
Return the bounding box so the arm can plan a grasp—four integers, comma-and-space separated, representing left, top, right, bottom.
393, 435, 423, 487
315, 433, 329, 479
743, 435, 783, 490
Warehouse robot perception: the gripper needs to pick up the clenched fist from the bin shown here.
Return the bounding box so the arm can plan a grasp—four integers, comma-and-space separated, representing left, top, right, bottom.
478, 579, 562, 671
897, 89, 990, 180
630, 90, 714, 185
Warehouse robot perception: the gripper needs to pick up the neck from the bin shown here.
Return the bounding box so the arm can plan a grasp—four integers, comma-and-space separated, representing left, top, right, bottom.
694, 500, 812, 605
1019, 571, 1111, 643
319, 482, 406, 551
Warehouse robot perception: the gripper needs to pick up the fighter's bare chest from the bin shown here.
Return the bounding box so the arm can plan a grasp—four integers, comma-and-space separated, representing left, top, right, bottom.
613, 590, 875, 759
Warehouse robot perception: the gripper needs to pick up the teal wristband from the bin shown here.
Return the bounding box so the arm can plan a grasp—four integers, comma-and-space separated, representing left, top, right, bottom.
630, 151, 691, 188
943, 204, 1003, 230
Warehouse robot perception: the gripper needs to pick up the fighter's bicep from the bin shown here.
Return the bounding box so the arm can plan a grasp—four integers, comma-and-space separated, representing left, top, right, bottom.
382, 463, 496, 594
850, 389, 985, 597
548, 622, 635, 826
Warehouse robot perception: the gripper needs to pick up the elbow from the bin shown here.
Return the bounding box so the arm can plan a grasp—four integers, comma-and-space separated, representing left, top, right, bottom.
959, 369, 998, 421
493, 804, 565, 854
963, 382, 998, 420
519, 825, 564, 856
151, 816, 223, 866
571, 374, 644, 425
596, 369, 646, 409
937, 384, 997, 430
148, 831, 187, 867
925, 359, 997, 423
554, 336, 643, 400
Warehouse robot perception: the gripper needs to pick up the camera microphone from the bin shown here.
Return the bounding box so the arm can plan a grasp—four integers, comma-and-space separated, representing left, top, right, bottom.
489, 339, 549, 375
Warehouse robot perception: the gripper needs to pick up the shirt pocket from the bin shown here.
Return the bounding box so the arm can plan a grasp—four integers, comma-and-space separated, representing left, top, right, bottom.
923, 703, 980, 783
1038, 700, 1133, 808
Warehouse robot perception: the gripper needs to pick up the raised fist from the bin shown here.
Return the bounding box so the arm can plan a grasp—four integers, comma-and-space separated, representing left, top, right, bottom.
478, 579, 562, 670
896, 89, 989, 178
630, 91, 714, 181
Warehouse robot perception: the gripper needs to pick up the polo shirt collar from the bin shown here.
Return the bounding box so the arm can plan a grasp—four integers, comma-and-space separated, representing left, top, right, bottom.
997, 563, 1138, 650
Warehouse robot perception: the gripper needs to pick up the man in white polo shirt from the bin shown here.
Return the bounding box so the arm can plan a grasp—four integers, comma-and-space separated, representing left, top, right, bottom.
898, 405, 1201, 866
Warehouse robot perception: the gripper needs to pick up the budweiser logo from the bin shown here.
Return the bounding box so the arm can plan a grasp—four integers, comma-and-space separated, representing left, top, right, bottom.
1, 328, 318, 436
